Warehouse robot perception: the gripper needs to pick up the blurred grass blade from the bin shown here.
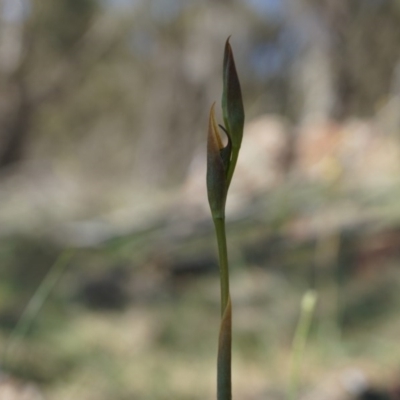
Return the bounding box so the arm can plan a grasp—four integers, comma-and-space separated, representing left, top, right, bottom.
217, 296, 232, 400
288, 290, 318, 400
3, 249, 74, 367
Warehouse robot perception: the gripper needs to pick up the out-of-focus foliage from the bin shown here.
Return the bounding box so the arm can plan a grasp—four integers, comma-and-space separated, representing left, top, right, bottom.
33, 0, 98, 51
1, 0, 400, 186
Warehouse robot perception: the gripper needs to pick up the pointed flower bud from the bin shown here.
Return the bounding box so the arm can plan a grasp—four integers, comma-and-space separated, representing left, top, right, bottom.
221, 37, 245, 150
207, 103, 231, 219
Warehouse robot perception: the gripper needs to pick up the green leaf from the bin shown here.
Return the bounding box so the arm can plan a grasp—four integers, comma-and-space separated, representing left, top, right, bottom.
222, 37, 244, 150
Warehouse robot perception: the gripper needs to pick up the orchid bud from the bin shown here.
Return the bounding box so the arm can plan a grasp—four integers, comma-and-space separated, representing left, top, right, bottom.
207, 103, 231, 219
221, 37, 244, 151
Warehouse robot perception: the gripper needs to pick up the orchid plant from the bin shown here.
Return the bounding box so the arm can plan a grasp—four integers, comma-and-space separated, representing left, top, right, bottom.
206, 37, 244, 400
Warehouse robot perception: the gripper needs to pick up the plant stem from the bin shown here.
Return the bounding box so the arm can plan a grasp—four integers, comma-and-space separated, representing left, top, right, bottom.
217, 296, 232, 400
213, 216, 232, 400
213, 217, 230, 316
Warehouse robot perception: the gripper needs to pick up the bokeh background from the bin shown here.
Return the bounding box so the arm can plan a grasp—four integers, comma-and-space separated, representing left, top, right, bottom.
1, 0, 400, 399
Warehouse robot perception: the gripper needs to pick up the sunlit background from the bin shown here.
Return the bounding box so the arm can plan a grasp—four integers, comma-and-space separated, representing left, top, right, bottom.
1, 0, 400, 399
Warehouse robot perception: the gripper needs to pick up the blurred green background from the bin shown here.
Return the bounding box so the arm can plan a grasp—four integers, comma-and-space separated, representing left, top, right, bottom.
1, 0, 400, 399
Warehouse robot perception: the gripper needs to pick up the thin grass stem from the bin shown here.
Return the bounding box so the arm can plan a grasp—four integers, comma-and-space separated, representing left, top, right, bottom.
288, 289, 318, 400
3, 249, 74, 367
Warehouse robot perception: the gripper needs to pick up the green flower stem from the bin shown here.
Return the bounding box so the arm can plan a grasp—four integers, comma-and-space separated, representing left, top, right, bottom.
213, 215, 232, 400
217, 296, 232, 400
213, 216, 230, 316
